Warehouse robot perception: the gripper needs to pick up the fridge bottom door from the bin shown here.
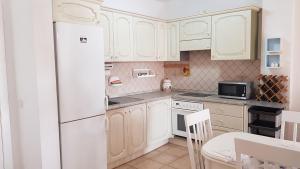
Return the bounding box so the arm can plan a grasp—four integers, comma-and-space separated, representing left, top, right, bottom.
60, 115, 107, 169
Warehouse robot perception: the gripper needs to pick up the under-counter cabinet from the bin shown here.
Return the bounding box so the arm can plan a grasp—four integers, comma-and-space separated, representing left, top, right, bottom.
211, 10, 258, 60
147, 99, 172, 150
133, 18, 158, 61
180, 16, 211, 51
113, 13, 134, 61
167, 22, 180, 61
204, 102, 246, 137
53, 0, 102, 24
107, 104, 147, 168
127, 104, 147, 154
107, 108, 128, 163
99, 10, 114, 61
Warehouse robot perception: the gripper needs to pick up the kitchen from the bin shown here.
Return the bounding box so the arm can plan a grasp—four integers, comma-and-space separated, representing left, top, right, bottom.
0, 0, 300, 169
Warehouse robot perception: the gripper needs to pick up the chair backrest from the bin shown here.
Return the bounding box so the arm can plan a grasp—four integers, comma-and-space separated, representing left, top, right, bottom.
281, 110, 300, 141
235, 137, 300, 169
185, 109, 213, 169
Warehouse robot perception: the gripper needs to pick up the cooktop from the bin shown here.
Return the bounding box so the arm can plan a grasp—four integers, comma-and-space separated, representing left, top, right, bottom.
178, 92, 213, 98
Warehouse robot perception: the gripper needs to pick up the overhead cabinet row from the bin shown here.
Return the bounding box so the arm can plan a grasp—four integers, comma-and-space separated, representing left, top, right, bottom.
53, 0, 259, 61
100, 11, 180, 62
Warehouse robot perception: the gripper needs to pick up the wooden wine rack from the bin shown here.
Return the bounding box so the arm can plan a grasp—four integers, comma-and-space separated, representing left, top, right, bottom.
256, 74, 288, 104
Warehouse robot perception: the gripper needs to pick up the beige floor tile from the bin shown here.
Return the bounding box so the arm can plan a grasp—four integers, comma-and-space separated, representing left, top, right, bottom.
160, 165, 175, 169
134, 159, 163, 169
114, 164, 137, 169
127, 156, 147, 166
169, 155, 191, 169
156, 144, 173, 152
144, 150, 161, 159
164, 147, 188, 157
169, 144, 188, 151
151, 152, 178, 164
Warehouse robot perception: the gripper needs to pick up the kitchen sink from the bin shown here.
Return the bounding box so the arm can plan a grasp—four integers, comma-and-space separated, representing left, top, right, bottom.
108, 100, 119, 106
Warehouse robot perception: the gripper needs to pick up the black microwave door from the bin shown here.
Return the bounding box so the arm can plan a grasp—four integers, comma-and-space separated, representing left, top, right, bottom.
218, 84, 246, 97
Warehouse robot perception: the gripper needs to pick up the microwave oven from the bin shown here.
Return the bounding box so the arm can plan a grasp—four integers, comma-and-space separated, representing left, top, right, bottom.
218, 81, 253, 100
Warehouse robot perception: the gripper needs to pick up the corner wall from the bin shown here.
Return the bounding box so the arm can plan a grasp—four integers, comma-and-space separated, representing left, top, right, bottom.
289, 0, 300, 111
2, 0, 61, 168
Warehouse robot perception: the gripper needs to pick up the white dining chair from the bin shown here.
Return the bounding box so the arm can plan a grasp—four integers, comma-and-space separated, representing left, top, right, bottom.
281, 110, 300, 142
235, 137, 300, 169
185, 109, 213, 169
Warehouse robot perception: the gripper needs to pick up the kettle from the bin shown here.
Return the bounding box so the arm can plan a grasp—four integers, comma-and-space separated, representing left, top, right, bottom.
162, 78, 172, 93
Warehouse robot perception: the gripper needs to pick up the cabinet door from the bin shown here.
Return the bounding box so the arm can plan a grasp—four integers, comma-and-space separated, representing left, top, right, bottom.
167, 22, 180, 61
53, 0, 101, 24
211, 10, 256, 60
127, 104, 147, 154
147, 99, 172, 146
180, 16, 211, 40
107, 109, 128, 163
113, 13, 133, 61
157, 22, 168, 61
99, 10, 114, 62
133, 18, 157, 61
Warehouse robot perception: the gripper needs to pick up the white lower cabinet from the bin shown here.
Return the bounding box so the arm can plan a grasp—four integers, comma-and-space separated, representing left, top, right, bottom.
147, 99, 172, 148
107, 108, 128, 163
107, 100, 172, 168
107, 104, 147, 165
204, 101, 245, 137
127, 104, 147, 154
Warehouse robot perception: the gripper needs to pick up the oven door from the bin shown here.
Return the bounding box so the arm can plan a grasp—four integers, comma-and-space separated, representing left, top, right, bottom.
172, 108, 196, 138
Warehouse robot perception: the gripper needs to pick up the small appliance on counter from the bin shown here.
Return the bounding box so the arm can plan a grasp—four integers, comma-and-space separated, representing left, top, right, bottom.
218, 81, 253, 100
162, 78, 172, 93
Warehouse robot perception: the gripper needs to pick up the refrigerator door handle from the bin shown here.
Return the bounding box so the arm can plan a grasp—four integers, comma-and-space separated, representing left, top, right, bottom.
105, 116, 109, 132
105, 95, 109, 110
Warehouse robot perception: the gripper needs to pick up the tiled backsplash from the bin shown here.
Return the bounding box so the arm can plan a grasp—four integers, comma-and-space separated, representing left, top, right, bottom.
165, 50, 261, 92
106, 62, 164, 97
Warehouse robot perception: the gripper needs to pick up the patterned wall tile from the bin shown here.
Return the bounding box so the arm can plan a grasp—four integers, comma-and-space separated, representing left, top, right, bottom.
106, 62, 164, 97
165, 50, 261, 92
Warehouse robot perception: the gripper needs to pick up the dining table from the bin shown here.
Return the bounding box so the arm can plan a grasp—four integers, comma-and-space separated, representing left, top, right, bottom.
201, 132, 300, 169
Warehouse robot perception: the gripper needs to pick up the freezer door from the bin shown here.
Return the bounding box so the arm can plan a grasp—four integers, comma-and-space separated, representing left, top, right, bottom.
60, 115, 107, 169
54, 22, 105, 123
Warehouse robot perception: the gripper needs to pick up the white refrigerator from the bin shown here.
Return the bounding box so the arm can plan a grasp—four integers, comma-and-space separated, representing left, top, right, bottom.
54, 22, 107, 169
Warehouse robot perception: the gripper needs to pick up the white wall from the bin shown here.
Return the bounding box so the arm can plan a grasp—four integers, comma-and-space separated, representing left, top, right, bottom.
260, 0, 293, 76
2, 0, 61, 168
102, 0, 262, 19
290, 0, 300, 111
164, 0, 262, 19
102, 0, 166, 18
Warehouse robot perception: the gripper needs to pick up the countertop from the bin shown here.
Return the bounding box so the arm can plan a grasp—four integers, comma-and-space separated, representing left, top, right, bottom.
107, 90, 285, 111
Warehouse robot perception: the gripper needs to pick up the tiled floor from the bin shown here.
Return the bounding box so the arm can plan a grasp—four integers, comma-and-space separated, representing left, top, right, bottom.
114, 144, 191, 169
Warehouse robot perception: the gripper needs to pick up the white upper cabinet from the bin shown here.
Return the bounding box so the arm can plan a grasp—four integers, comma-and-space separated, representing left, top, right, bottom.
113, 13, 133, 61
211, 10, 258, 60
167, 22, 180, 61
180, 16, 212, 51
133, 18, 158, 61
147, 99, 172, 147
157, 22, 168, 61
99, 10, 114, 62
180, 16, 211, 40
53, 0, 102, 24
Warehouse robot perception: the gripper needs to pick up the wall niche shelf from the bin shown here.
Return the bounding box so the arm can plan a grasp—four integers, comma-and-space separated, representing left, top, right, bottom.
265, 38, 281, 69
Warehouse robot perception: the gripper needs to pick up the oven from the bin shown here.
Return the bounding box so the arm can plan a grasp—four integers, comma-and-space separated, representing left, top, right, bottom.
172, 100, 204, 138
